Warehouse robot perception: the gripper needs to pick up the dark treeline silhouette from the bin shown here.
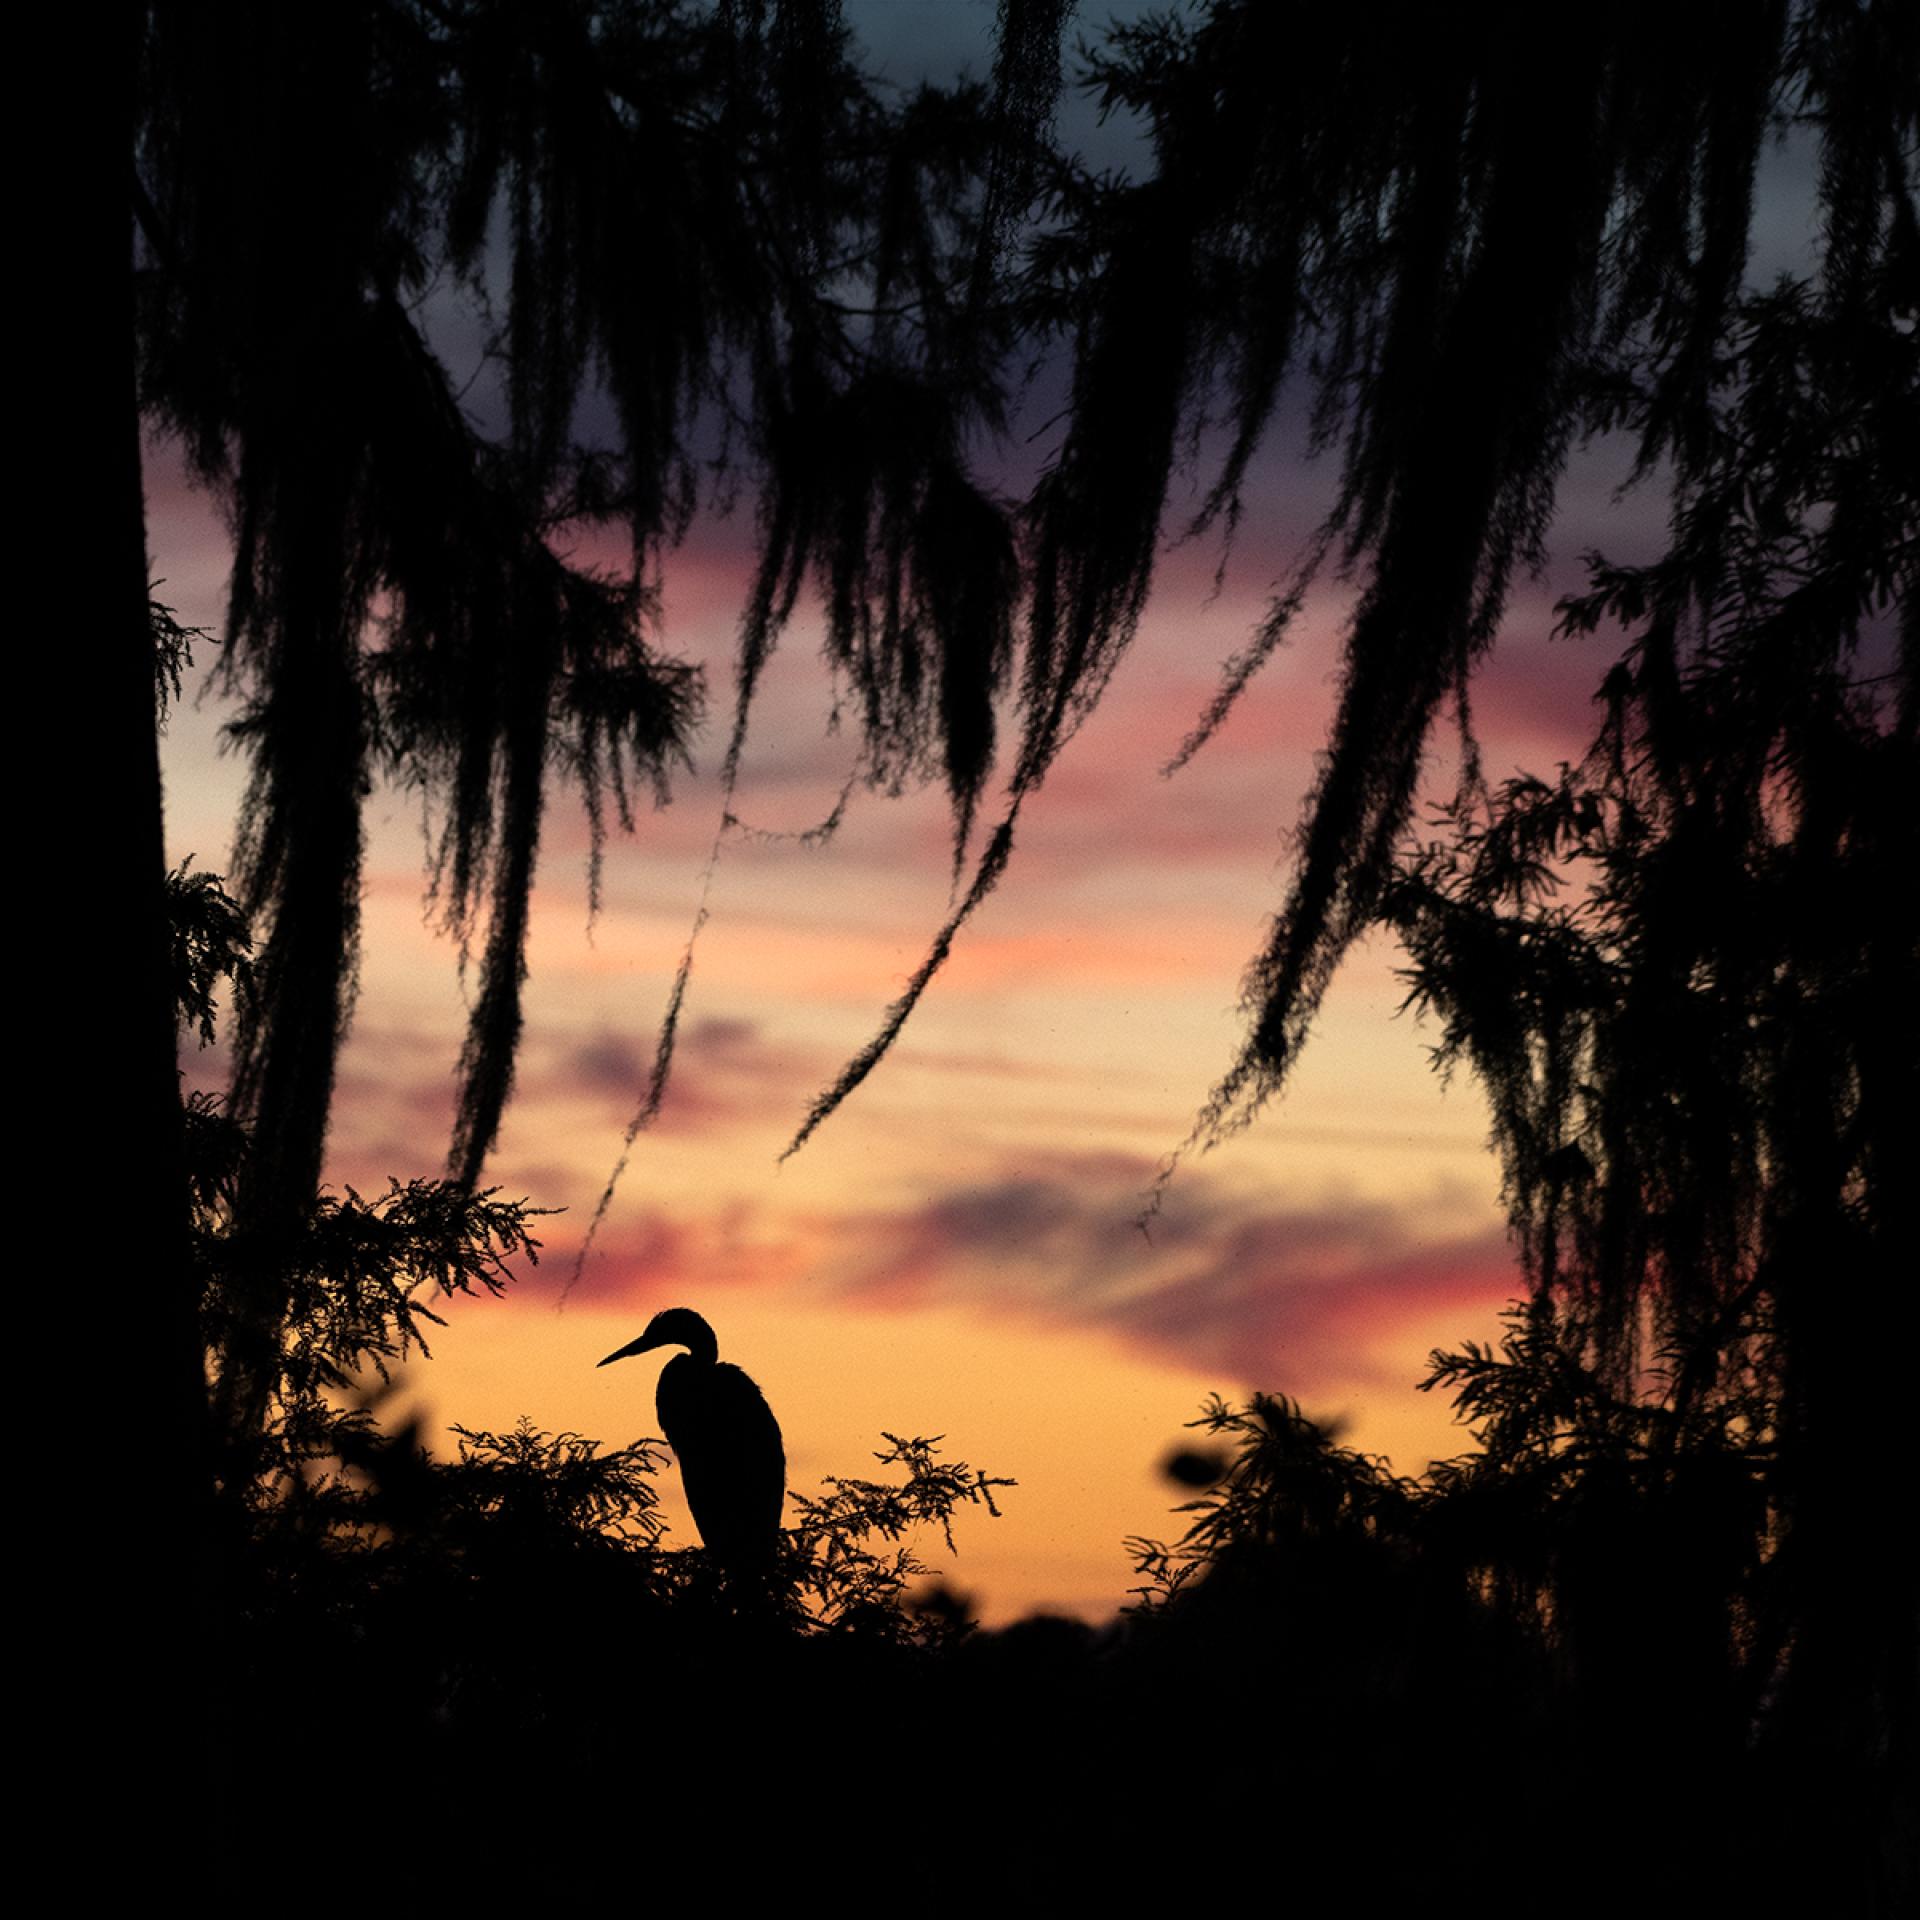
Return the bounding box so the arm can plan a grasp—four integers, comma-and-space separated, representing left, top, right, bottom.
113, 0, 1914, 1904
1383, 262, 1918, 1874
173, 822, 1909, 1905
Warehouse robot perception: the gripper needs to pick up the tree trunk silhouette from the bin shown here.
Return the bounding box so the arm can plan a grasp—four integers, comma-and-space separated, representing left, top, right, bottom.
108, 8, 217, 1881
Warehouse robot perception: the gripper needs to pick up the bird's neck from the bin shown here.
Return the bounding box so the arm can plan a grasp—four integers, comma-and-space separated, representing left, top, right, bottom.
677, 1324, 719, 1366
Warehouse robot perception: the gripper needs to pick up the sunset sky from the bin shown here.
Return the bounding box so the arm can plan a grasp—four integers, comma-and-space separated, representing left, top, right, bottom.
147, 1, 1816, 1622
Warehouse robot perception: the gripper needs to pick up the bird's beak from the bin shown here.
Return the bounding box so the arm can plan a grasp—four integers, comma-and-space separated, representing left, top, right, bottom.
597, 1334, 657, 1368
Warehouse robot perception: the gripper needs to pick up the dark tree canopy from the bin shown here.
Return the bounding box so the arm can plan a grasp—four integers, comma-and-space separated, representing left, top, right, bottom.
1056, 0, 1915, 1176
1383, 259, 1916, 1760
134, 1, 1915, 1464
1390, 270, 1915, 1409
136, 1, 1081, 1218
118, 10, 1916, 1901
135, 0, 1916, 1165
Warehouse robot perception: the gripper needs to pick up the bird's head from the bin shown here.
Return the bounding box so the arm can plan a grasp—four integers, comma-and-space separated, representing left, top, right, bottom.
598, 1306, 718, 1368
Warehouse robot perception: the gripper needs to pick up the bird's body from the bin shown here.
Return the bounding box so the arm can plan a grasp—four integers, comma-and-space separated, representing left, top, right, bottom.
655, 1349, 786, 1565
599, 1308, 785, 1569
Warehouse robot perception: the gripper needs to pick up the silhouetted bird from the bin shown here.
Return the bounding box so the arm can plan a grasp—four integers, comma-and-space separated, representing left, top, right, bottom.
599, 1307, 786, 1568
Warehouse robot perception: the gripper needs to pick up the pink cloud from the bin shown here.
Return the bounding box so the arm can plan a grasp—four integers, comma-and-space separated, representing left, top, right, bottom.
834, 1150, 1519, 1399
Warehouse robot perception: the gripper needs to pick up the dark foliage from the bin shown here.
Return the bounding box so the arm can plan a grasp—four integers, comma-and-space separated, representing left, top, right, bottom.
161, 842, 1909, 1907
133, 1, 1046, 1227
135, 1, 1914, 1220
165, 860, 251, 1050
1101, 1385, 1859, 1913
786, 0, 1917, 1170
149, 591, 207, 716
171, 879, 1037, 1891
1374, 254, 1917, 1898
1067, 0, 1917, 1180
125, 7, 1913, 1903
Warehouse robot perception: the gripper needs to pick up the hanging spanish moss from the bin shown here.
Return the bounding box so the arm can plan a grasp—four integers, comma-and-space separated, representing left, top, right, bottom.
136, 0, 1914, 1303
787, 2, 1832, 1156
1385, 240, 1917, 1763
970, 0, 1075, 312
137, 0, 1063, 1377
780, 152, 1199, 1154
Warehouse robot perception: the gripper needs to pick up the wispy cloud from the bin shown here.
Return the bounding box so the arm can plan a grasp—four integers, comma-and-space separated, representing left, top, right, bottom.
840, 1152, 1515, 1391
537, 1145, 1517, 1399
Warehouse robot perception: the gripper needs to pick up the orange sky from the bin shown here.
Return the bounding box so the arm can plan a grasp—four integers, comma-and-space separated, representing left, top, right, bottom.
150, 409, 1623, 1619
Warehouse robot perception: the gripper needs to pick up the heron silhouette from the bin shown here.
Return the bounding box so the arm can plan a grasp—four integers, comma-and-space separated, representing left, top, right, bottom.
599, 1307, 786, 1570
